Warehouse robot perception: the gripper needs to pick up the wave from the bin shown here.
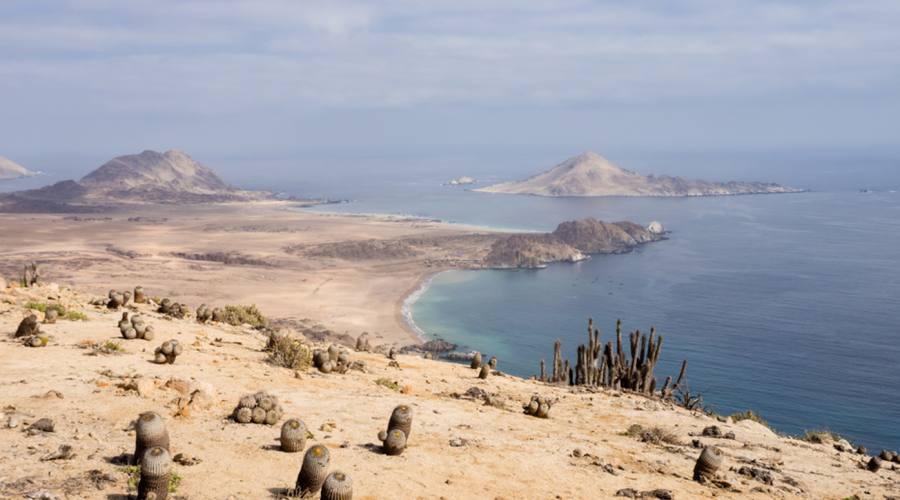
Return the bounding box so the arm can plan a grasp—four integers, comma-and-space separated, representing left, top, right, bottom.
401, 271, 450, 341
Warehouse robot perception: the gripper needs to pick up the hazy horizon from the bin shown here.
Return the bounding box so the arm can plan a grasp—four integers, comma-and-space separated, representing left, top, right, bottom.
2, 1, 899, 166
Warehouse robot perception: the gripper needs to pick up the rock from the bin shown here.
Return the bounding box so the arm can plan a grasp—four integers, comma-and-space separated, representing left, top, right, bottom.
449, 437, 467, 447
40, 444, 75, 461
701, 425, 722, 438
644, 490, 674, 500
173, 452, 202, 466
867, 457, 882, 472
615, 489, 639, 498
737, 466, 774, 485
28, 417, 55, 433
166, 378, 193, 395
724, 431, 736, 440
647, 221, 665, 234
136, 378, 156, 397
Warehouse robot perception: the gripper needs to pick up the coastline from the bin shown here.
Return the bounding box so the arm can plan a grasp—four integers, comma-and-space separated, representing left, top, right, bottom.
397, 268, 451, 343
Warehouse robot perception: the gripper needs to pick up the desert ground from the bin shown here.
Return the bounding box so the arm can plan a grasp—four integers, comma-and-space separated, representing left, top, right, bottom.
0, 201, 497, 347
1, 282, 897, 499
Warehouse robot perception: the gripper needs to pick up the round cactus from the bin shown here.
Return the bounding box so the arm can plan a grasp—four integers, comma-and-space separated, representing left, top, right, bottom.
867, 456, 882, 472
266, 409, 281, 426
44, 308, 58, 324
387, 405, 413, 439
123, 290, 133, 305
257, 396, 275, 411
478, 364, 490, 379
321, 471, 353, 500
337, 351, 350, 365
382, 428, 407, 456
488, 356, 497, 369
123, 327, 137, 340
470, 352, 482, 369
238, 395, 257, 409
693, 446, 722, 482
295, 444, 330, 497
161, 341, 174, 355
26, 335, 45, 347
172, 341, 182, 356
314, 351, 329, 369
154, 352, 167, 364
142, 327, 155, 341
134, 286, 146, 304
251, 406, 267, 424
134, 412, 170, 465
281, 419, 308, 452
235, 407, 253, 424
525, 399, 539, 415
137, 446, 171, 500
320, 361, 334, 374
536, 402, 551, 419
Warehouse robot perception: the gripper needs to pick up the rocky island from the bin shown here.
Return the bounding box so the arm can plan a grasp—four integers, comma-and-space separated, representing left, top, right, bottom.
476, 151, 803, 197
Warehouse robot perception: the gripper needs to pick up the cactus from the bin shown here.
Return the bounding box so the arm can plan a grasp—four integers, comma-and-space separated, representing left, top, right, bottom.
251, 406, 267, 424
321, 471, 353, 500
380, 428, 407, 456
233, 391, 283, 425
470, 352, 482, 369
137, 446, 171, 500
15, 314, 40, 338
295, 444, 330, 497
134, 286, 146, 304
280, 419, 308, 453
234, 407, 253, 424
478, 364, 490, 379
693, 446, 722, 482
22, 262, 41, 287
488, 356, 497, 369
211, 307, 225, 322
43, 308, 58, 324
387, 404, 413, 439
123, 290, 133, 306
355, 333, 370, 352
867, 456, 882, 472
24, 335, 47, 347
134, 412, 170, 466
523, 395, 552, 418
195, 304, 212, 323
327, 344, 340, 362
154, 340, 182, 364
108, 290, 125, 309
239, 395, 257, 409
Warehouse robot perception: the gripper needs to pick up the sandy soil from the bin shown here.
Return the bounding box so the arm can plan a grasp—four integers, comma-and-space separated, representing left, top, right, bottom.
0, 284, 896, 499
0, 202, 497, 347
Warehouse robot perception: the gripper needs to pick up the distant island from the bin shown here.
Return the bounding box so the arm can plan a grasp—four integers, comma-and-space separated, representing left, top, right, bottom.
0, 149, 268, 212
476, 151, 803, 197
444, 176, 477, 186
0, 156, 40, 181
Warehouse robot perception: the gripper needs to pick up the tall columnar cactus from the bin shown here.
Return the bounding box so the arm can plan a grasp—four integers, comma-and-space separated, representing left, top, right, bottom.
281, 419, 308, 453
470, 352, 482, 369
137, 446, 171, 500
321, 471, 353, 500
295, 444, 330, 497
488, 356, 498, 369
478, 364, 490, 379
387, 405, 413, 439
379, 428, 408, 456
693, 446, 722, 483
134, 412, 170, 466
134, 286, 146, 304
355, 333, 371, 352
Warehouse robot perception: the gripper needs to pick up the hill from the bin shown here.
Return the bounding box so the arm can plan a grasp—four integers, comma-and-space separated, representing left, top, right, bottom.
0, 156, 39, 180
0, 150, 267, 211
476, 152, 802, 197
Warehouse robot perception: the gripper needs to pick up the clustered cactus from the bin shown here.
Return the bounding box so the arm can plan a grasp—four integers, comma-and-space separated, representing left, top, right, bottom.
355, 333, 371, 352
107, 289, 133, 309
119, 312, 155, 341
522, 395, 552, 418
154, 340, 183, 364
377, 405, 412, 456
693, 446, 723, 483
137, 446, 172, 500
232, 391, 284, 425
313, 344, 351, 374
195, 304, 212, 323
158, 298, 189, 319
133, 411, 170, 465
280, 418, 308, 453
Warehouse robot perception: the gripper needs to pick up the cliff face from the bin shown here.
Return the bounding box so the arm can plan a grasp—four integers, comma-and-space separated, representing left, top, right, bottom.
476, 152, 802, 197
484, 218, 663, 268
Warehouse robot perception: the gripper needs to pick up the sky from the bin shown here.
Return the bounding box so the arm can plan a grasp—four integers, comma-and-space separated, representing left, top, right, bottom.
1, 0, 899, 169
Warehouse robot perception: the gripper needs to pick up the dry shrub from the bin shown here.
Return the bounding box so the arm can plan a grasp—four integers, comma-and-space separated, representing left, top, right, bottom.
266, 333, 312, 370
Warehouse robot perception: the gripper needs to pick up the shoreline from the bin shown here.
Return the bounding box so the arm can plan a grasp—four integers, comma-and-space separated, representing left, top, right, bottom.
397, 269, 452, 343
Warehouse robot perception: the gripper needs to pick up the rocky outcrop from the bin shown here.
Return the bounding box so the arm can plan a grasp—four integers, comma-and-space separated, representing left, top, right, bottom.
484, 218, 662, 269
476, 152, 802, 197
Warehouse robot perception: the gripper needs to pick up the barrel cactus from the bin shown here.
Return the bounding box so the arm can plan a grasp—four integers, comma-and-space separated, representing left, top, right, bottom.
470, 352, 482, 369
281, 419, 308, 453
44, 308, 59, 324
523, 395, 552, 418
232, 391, 283, 425
867, 456, 882, 472
488, 356, 497, 369
154, 340, 183, 364
387, 404, 413, 439
15, 314, 40, 338
355, 333, 370, 352
380, 428, 407, 456
134, 412, 170, 466
134, 286, 146, 304
295, 444, 330, 497
321, 471, 353, 500
478, 364, 490, 379
693, 446, 723, 482
137, 446, 171, 500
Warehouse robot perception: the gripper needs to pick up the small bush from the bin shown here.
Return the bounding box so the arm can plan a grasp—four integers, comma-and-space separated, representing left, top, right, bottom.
121, 466, 181, 493
375, 378, 401, 392
623, 424, 681, 445
65, 310, 88, 321
266, 333, 312, 370
730, 410, 769, 428
25, 301, 66, 315
222, 304, 266, 328
800, 429, 843, 444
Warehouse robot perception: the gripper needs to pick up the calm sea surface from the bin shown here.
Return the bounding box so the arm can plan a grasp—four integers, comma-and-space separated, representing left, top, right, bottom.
5, 148, 899, 450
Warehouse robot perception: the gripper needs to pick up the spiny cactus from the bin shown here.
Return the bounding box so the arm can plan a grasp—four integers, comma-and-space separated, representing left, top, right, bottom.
211, 307, 225, 322
522, 395, 552, 418
867, 456, 882, 472
379, 428, 407, 456
321, 471, 353, 500
387, 404, 413, 439
22, 262, 40, 287
470, 351, 482, 369
478, 364, 490, 379
108, 289, 126, 309
693, 446, 722, 483
295, 444, 330, 497
43, 308, 58, 324
232, 391, 283, 425
313, 345, 351, 374
355, 333, 370, 352
158, 298, 188, 319
280, 419, 308, 453
134, 286, 146, 304
195, 304, 212, 324
488, 356, 497, 369
23, 335, 48, 348
134, 412, 170, 466
137, 446, 171, 500
15, 314, 40, 338
120, 313, 155, 341
154, 340, 183, 364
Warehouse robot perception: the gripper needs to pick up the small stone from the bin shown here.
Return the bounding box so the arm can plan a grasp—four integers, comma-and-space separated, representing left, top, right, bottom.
135, 378, 155, 397
449, 437, 467, 447
40, 444, 75, 461
867, 456, 882, 472
614, 489, 638, 498
572, 448, 583, 458
724, 431, 736, 440
28, 417, 55, 433
643, 490, 674, 500
701, 426, 722, 438
173, 452, 202, 466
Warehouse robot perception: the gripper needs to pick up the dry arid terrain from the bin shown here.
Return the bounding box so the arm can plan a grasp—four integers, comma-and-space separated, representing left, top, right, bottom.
1, 282, 897, 499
